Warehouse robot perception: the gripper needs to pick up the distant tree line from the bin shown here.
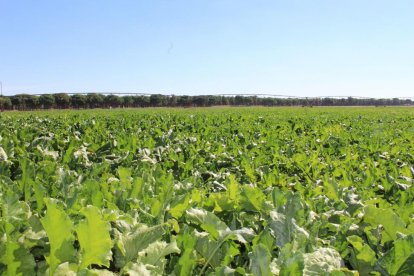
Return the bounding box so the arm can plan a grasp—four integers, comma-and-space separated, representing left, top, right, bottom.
0, 93, 413, 111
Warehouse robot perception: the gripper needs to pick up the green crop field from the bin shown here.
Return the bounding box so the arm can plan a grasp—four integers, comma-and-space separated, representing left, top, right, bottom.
1, 107, 414, 275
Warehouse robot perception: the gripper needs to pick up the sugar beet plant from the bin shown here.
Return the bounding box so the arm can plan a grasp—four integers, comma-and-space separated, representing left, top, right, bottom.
0, 107, 414, 275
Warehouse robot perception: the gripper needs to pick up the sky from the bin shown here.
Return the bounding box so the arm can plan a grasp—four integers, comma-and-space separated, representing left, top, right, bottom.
0, 0, 413, 98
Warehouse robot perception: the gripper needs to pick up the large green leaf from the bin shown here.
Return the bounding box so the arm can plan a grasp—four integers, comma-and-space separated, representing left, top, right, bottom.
240, 185, 266, 212
322, 177, 339, 201
194, 231, 239, 270
41, 198, 76, 275
169, 194, 190, 219
268, 211, 309, 248
76, 205, 112, 269
1, 190, 31, 236
0, 241, 35, 276
117, 167, 132, 190
226, 174, 240, 208
378, 234, 414, 275
186, 208, 253, 243
137, 239, 180, 274
248, 243, 272, 276
186, 208, 229, 240
363, 205, 406, 244
114, 224, 165, 269
347, 235, 376, 274
176, 231, 198, 276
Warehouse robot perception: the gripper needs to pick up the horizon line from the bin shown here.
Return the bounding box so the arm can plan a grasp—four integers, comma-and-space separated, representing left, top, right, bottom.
2, 92, 413, 100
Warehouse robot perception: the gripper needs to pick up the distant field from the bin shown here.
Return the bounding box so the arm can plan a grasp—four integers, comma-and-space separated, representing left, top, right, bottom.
1, 107, 414, 275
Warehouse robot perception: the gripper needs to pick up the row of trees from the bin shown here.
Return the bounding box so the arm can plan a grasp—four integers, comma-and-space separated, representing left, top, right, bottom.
0, 93, 413, 111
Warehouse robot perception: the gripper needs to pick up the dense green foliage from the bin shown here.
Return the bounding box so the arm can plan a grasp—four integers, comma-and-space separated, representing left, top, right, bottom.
1, 93, 413, 111
1, 107, 413, 275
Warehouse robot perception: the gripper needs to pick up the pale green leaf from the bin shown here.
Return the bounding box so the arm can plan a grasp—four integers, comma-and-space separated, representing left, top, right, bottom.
120, 262, 152, 276
138, 239, 180, 265
114, 224, 165, 269
0, 146, 7, 161
303, 248, 343, 276
1, 190, 31, 236
137, 239, 180, 274
53, 262, 77, 276
268, 211, 309, 248
76, 205, 112, 269
41, 198, 76, 275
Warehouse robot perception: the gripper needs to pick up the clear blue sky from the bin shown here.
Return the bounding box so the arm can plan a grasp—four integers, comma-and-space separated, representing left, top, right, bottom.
1, 0, 413, 97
